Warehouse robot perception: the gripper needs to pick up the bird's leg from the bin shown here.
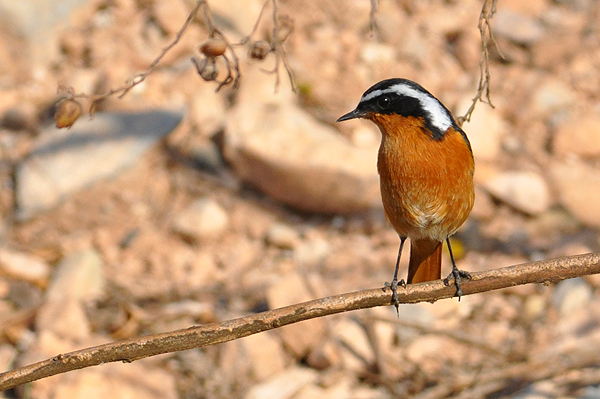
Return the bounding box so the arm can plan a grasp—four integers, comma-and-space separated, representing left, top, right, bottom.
384, 236, 407, 315
443, 237, 471, 299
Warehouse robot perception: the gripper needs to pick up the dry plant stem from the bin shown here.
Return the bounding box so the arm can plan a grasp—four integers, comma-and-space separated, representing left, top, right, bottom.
200, 1, 241, 90
457, 0, 501, 126
369, 0, 379, 35
268, 0, 296, 91
238, 0, 271, 45
1, 253, 600, 391
82, 0, 205, 114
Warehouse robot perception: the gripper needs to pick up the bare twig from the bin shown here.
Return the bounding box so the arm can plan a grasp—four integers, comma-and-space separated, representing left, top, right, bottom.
200, 1, 241, 90
1, 253, 599, 391
237, 0, 271, 45
81, 0, 205, 114
457, 0, 502, 126
369, 0, 379, 36
255, 0, 297, 92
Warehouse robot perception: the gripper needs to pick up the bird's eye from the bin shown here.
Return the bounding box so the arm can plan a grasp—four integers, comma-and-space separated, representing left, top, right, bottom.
377, 96, 391, 109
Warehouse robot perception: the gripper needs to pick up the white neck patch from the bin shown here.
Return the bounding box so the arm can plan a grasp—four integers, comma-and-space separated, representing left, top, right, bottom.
361, 83, 453, 132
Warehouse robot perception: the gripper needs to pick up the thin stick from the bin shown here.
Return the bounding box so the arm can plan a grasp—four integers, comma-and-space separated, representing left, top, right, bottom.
457, 0, 502, 126
1, 253, 599, 391
83, 0, 205, 114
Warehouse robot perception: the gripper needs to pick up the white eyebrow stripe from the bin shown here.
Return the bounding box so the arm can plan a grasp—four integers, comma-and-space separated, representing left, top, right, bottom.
361, 84, 453, 132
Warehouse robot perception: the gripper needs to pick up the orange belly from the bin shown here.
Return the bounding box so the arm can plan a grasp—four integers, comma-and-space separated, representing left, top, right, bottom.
372, 115, 474, 242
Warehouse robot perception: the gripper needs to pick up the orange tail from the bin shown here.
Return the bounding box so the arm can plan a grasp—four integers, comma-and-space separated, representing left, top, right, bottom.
407, 238, 442, 284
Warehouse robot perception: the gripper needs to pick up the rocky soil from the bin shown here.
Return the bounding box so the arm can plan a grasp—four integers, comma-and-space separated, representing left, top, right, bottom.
1, 0, 600, 398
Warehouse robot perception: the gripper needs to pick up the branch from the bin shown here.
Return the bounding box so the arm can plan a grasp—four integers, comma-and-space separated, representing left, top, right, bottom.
457, 0, 502, 126
1, 253, 599, 390
82, 0, 206, 114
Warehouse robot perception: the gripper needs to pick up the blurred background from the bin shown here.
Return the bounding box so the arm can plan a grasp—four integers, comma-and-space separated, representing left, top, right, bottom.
1, 0, 600, 398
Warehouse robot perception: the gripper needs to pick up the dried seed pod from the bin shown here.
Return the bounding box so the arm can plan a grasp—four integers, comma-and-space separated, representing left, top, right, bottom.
191, 56, 218, 81
249, 40, 271, 61
54, 98, 82, 129
200, 38, 227, 57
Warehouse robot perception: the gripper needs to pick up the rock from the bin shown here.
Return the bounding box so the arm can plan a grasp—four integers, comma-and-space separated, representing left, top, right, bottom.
8, 281, 44, 309
511, 380, 557, 399
223, 66, 380, 214
552, 278, 593, 316
470, 187, 496, 220
0, 0, 90, 62
457, 97, 506, 162
501, 0, 549, 16
294, 377, 354, 399
241, 331, 287, 380
493, 9, 544, 45
305, 340, 341, 370
294, 238, 331, 267
405, 335, 448, 366
266, 223, 299, 250
523, 295, 546, 319
35, 249, 105, 339
189, 83, 228, 136
36, 297, 91, 340
245, 367, 318, 399
531, 80, 576, 116
0, 344, 16, 372
579, 386, 600, 399
532, 32, 581, 70
45, 249, 105, 303
188, 139, 224, 172
52, 363, 177, 399
172, 198, 229, 240
266, 272, 327, 358
15, 110, 183, 220
553, 112, 600, 158
0, 248, 50, 285
550, 160, 600, 228
483, 171, 551, 215
23, 332, 177, 399
359, 42, 396, 65
332, 318, 375, 372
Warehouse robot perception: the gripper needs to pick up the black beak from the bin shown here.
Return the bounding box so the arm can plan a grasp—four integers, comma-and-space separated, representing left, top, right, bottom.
336, 108, 363, 122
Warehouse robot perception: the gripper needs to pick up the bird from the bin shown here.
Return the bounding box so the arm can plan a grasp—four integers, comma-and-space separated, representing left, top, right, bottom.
337, 78, 475, 304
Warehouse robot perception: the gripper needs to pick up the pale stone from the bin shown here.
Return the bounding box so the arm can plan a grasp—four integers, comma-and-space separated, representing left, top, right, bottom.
46, 250, 105, 303
553, 112, 600, 158
332, 318, 375, 372
458, 98, 506, 161
266, 272, 326, 358
531, 80, 576, 116
550, 159, 600, 228
0, 248, 50, 284
16, 111, 182, 220
36, 298, 91, 340
266, 223, 299, 250
245, 367, 318, 399
552, 278, 593, 316
493, 9, 545, 45
172, 198, 229, 240
241, 332, 287, 381
483, 171, 551, 215
224, 66, 380, 214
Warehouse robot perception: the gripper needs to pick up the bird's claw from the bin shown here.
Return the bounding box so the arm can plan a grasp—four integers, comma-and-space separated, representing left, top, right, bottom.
443, 268, 472, 300
384, 278, 406, 316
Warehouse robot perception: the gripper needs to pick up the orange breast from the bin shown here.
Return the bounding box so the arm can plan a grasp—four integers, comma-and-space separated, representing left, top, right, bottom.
371, 114, 474, 242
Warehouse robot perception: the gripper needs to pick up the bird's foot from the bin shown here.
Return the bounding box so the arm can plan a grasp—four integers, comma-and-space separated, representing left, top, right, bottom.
384, 278, 406, 316
443, 267, 471, 300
